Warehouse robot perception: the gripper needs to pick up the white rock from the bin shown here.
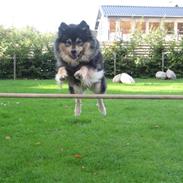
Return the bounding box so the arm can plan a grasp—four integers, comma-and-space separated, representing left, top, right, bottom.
166, 69, 176, 80
112, 74, 121, 83
155, 71, 167, 79
120, 73, 135, 84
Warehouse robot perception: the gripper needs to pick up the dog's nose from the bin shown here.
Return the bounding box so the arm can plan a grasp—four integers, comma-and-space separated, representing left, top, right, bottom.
71, 49, 77, 55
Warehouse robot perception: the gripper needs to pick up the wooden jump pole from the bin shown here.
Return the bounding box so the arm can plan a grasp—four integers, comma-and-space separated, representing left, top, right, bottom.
0, 93, 183, 100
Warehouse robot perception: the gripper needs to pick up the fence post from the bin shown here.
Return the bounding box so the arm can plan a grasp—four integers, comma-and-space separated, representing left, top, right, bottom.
113, 52, 117, 76
162, 52, 165, 72
13, 54, 16, 80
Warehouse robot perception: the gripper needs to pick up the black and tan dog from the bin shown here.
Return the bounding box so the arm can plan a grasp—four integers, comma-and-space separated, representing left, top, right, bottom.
54, 20, 106, 116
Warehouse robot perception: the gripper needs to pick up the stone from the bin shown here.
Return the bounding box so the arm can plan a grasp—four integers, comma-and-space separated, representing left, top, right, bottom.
166, 69, 176, 80
120, 73, 135, 84
112, 74, 121, 83
155, 71, 167, 79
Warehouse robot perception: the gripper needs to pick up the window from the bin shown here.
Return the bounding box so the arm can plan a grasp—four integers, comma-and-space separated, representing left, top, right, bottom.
109, 19, 116, 32
164, 22, 174, 34
120, 21, 131, 34
178, 23, 183, 35
149, 22, 160, 31
135, 22, 146, 33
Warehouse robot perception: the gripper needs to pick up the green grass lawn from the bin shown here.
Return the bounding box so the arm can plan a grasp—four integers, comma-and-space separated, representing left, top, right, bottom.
0, 79, 183, 183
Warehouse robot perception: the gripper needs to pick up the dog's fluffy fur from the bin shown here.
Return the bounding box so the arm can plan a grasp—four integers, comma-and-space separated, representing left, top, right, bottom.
54, 20, 106, 116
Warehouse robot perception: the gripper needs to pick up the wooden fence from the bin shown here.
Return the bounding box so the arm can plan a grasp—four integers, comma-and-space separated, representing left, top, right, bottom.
101, 43, 181, 57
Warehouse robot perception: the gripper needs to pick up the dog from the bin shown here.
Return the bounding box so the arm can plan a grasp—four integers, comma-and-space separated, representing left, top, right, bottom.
54, 20, 106, 116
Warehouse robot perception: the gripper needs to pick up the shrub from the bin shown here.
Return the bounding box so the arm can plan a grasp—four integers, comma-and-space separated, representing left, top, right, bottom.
167, 39, 183, 77
1, 26, 183, 79
0, 26, 56, 79
103, 41, 136, 78
102, 29, 183, 78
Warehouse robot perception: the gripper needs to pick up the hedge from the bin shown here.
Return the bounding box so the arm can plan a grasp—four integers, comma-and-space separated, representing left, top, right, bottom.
103, 30, 183, 78
0, 26, 56, 79
0, 26, 183, 79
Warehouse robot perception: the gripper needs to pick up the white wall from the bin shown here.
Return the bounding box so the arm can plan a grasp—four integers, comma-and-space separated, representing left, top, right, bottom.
96, 16, 109, 42
97, 16, 183, 42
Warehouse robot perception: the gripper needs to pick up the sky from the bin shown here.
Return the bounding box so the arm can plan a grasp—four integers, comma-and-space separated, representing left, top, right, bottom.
0, 0, 183, 32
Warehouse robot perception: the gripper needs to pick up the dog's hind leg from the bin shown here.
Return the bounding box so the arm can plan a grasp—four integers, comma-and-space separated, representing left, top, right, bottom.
75, 99, 82, 116
97, 99, 106, 116
91, 78, 107, 116
69, 83, 83, 116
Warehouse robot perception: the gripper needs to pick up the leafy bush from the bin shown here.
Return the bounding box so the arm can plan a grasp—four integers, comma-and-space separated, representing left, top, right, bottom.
103, 29, 183, 78
103, 41, 136, 78
166, 39, 183, 77
0, 26, 56, 79
1, 26, 183, 79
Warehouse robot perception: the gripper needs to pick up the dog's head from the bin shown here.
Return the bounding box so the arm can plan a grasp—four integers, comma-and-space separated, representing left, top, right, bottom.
56, 20, 95, 64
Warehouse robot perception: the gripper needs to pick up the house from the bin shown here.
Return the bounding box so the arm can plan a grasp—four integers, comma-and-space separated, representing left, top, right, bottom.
95, 5, 183, 42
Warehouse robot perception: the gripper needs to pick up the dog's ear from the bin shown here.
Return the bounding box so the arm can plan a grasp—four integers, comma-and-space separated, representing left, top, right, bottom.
78, 20, 89, 31
58, 22, 69, 36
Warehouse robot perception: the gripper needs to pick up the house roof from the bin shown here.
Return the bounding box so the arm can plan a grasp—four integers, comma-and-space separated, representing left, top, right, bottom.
101, 5, 183, 18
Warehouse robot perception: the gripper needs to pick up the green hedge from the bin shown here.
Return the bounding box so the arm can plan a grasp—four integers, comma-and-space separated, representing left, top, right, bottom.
0, 26, 183, 79
0, 26, 56, 79
103, 30, 183, 78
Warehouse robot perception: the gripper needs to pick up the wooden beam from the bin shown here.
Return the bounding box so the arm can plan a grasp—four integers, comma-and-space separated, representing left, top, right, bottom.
0, 93, 183, 100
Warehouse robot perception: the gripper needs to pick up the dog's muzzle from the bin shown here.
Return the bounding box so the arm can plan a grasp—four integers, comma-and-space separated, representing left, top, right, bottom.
70, 49, 82, 60
70, 49, 78, 59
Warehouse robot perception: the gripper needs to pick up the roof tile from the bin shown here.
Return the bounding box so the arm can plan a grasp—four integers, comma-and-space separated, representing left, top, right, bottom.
101, 5, 183, 17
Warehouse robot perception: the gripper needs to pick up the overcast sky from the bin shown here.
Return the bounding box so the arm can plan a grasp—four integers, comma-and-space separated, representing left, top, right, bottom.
0, 0, 183, 32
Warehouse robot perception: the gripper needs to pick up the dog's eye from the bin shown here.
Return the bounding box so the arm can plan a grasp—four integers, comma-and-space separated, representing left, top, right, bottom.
65, 39, 72, 47
76, 39, 83, 46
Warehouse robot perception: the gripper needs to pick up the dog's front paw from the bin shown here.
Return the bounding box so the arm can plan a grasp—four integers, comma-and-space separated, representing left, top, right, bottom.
55, 73, 67, 84
55, 67, 68, 83
74, 70, 92, 87
74, 70, 86, 81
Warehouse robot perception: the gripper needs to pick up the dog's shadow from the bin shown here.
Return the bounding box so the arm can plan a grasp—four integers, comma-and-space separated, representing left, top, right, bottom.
66, 117, 92, 125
